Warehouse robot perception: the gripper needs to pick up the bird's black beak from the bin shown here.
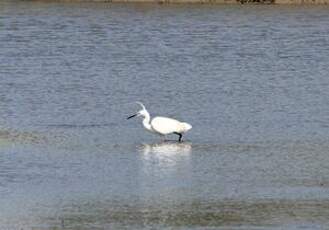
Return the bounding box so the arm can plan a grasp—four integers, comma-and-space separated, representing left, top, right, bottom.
127, 114, 137, 120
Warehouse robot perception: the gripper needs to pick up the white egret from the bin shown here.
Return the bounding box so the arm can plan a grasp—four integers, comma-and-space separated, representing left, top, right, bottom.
127, 102, 192, 142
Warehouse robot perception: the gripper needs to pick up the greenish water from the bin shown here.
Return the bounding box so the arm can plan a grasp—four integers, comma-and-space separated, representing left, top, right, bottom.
1, 1, 329, 229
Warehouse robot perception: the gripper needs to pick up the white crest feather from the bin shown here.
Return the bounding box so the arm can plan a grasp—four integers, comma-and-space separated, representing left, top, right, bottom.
136, 101, 146, 110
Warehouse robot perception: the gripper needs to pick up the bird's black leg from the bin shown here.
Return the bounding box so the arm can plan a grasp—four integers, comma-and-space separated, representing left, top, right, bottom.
179, 134, 182, 142
174, 132, 183, 142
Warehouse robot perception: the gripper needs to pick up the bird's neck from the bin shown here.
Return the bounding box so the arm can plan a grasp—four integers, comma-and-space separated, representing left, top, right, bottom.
142, 112, 153, 132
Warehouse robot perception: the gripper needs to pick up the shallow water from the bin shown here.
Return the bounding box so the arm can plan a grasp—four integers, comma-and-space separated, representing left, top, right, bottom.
1, 1, 329, 229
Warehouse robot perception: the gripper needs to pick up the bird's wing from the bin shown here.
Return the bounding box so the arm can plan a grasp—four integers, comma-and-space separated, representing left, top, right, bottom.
151, 116, 183, 135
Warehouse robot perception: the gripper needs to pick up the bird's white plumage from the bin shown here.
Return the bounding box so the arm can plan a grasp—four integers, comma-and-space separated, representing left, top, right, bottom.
151, 116, 187, 135
127, 102, 192, 141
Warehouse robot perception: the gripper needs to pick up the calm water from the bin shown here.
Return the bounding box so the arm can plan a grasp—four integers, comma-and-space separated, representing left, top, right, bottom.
1, 1, 329, 229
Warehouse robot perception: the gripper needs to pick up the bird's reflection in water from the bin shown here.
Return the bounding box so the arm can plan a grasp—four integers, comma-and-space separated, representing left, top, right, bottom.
140, 141, 192, 166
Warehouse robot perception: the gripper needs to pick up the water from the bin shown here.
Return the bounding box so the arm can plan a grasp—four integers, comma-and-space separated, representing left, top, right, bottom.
1, 1, 329, 229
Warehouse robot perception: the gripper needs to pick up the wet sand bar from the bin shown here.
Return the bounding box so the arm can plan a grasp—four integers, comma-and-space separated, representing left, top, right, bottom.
27, 0, 329, 4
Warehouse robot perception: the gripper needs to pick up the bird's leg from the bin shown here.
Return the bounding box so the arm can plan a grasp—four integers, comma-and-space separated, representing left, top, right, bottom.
174, 132, 183, 142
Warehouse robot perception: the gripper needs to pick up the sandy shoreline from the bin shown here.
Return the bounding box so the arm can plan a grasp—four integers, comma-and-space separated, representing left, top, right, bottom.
23, 0, 329, 4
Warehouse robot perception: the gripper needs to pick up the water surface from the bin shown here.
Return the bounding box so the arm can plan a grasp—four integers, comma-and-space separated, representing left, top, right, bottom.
1, 1, 329, 229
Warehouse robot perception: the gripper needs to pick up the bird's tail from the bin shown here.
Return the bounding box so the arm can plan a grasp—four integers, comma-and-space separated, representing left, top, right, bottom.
182, 123, 192, 132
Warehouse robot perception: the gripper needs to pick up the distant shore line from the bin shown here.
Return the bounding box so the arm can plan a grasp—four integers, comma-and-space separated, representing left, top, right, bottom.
26, 0, 329, 4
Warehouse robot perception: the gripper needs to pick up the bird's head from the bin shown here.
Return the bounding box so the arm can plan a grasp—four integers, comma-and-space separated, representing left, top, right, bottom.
127, 102, 148, 120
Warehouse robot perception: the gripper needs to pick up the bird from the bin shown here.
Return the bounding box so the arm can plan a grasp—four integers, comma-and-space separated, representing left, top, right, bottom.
127, 102, 192, 142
